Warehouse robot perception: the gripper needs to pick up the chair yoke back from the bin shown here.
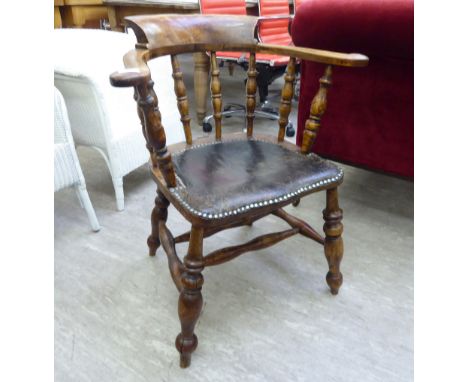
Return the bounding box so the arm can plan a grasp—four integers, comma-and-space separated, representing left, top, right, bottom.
110, 14, 368, 189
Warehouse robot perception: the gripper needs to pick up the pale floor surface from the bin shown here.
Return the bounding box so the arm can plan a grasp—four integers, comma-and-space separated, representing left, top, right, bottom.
55, 55, 414, 381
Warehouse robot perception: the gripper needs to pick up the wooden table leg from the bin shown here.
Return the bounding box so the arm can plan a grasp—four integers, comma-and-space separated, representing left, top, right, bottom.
107, 6, 125, 32
193, 52, 210, 126
54, 6, 62, 28
61, 5, 108, 28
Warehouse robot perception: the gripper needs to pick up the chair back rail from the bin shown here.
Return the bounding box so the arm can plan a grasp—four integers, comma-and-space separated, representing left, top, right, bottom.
109, 15, 368, 188
120, 15, 367, 66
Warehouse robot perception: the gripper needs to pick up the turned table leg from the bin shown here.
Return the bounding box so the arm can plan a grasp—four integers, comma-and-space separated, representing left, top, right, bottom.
193, 52, 210, 126
147, 189, 169, 257
107, 6, 124, 32
323, 187, 344, 295
175, 226, 204, 368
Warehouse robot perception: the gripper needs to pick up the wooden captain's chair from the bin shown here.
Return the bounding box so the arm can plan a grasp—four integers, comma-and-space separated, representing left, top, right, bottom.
110, 14, 368, 368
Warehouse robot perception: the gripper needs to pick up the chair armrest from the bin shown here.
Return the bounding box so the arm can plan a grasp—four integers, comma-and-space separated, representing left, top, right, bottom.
256, 43, 368, 67
110, 49, 151, 88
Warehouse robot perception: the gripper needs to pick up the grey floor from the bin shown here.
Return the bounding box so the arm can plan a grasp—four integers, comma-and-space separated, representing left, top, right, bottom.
55, 55, 414, 382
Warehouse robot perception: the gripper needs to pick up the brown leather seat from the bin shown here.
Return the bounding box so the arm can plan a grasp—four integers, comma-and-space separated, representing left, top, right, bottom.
171, 138, 343, 218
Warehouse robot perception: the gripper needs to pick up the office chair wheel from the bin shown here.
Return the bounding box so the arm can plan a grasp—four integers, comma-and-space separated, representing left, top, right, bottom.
286, 122, 295, 137
202, 121, 213, 133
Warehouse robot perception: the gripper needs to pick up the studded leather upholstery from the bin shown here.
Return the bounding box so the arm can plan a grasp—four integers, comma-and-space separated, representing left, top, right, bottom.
170, 139, 343, 219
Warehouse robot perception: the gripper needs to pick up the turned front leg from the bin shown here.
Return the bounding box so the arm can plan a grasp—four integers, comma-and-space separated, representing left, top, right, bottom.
323, 187, 344, 295
175, 226, 204, 368
147, 189, 169, 256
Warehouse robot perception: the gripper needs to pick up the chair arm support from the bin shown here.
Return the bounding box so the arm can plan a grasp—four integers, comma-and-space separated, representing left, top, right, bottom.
109, 48, 177, 188
301, 65, 333, 154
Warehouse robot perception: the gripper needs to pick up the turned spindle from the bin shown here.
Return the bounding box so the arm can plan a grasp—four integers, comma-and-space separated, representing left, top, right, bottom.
210, 52, 223, 140
245, 53, 257, 137
301, 65, 332, 153
135, 80, 176, 187
278, 57, 296, 142
171, 55, 192, 145
134, 87, 153, 154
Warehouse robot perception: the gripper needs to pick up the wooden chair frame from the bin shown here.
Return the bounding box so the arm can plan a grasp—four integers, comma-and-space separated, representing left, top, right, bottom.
110, 14, 368, 368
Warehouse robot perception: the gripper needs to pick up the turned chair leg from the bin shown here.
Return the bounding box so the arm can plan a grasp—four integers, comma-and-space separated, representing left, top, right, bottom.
176, 226, 204, 368
323, 187, 344, 295
147, 189, 169, 256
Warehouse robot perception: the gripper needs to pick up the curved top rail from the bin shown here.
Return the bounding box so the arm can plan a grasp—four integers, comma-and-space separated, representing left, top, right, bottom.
110, 14, 368, 87
125, 14, 259, 53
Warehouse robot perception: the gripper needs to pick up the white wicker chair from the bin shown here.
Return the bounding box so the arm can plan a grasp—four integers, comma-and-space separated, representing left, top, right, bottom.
55, 87, 100, 232
53, 28, 185, 211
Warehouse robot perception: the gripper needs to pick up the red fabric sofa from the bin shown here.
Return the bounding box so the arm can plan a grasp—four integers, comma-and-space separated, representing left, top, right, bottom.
292, 0, 414, 178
